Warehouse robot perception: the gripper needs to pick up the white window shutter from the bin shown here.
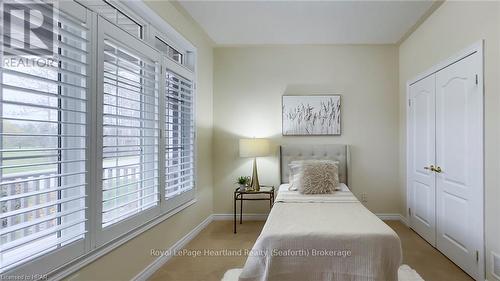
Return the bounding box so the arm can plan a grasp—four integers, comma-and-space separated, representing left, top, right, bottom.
100, 39, 160, 228
164, 64, 195, 210
0, 2, 90, 274
96, 16, 161, 244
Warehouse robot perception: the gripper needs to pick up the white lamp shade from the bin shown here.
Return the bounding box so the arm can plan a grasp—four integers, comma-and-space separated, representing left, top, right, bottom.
239, 138, 271, 158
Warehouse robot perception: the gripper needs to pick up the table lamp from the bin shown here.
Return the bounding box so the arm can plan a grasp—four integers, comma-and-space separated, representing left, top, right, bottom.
239, 138, 270, 191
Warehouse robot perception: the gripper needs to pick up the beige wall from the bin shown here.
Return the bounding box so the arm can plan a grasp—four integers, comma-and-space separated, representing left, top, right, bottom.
66, 1, 214, 280
213, 45, 400, 214
398, 2, 500, 280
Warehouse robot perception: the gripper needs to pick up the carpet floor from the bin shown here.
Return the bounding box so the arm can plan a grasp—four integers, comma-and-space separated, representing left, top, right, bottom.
148, 220, 473, 281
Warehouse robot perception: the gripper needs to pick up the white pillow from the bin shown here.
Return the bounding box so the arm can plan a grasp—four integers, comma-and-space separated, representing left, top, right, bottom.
288, 162, 302, 191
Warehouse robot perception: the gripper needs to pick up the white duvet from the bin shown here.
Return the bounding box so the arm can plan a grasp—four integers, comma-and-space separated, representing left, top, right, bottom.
238, 184, 402, 281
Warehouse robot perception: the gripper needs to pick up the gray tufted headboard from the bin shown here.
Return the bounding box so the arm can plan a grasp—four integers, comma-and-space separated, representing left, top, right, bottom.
280, 144, 350, 186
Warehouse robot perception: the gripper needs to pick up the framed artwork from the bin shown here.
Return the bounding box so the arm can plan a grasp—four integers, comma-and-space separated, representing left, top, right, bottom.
282, 95, 341, 136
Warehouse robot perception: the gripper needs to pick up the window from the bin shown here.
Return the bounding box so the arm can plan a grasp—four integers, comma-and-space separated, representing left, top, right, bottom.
155, 37, 184, 65
96, 17, 162, 244
0, 0, 196, 276
1, 2, 90, 274
101, 38, 159, 227
80, 0, 143, 38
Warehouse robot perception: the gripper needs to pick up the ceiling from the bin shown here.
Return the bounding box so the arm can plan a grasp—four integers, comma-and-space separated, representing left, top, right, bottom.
179, 1, 435, 45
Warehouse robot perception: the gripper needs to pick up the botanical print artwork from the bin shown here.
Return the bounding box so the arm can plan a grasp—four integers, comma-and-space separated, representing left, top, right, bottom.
282, 95, 341, 135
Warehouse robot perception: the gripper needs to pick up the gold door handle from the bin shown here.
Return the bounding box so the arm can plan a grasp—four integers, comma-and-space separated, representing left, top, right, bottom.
424, 165, 435, 171
434, 166, 442, 173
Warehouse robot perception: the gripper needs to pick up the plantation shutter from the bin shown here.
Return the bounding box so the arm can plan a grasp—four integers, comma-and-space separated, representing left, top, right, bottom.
0, 2, 89, 274
97, 17, 161, 242
164, 59, 195, 210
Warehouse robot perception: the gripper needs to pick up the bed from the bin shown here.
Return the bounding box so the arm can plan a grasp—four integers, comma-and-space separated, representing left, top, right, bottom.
238, 144, 402, 281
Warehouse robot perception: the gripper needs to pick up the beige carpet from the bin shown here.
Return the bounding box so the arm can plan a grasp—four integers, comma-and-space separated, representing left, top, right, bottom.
221, 265, 424, 281
149, 221, 474, 281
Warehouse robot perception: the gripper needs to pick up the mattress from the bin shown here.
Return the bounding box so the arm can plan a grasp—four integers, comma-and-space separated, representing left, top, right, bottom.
238, 185, 402, 281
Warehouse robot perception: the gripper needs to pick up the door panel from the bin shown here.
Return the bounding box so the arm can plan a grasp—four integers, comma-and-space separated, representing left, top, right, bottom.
408, 75, 436, 246
442, 193, 468, 250
414, 182, 431, 226
435, 52, 482, 280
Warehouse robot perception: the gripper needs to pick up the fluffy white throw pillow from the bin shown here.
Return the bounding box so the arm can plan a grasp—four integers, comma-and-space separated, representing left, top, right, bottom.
297, 160, 339, 194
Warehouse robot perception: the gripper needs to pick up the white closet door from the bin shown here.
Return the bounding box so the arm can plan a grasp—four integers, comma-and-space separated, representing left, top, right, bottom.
408, 75, 436, 246
435, 52, 482, 280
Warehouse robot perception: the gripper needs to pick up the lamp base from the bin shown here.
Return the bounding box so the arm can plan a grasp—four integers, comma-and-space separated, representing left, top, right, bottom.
250, 158, 260, 191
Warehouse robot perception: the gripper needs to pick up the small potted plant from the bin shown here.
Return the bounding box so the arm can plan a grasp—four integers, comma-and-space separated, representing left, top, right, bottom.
236, 176, 250, 191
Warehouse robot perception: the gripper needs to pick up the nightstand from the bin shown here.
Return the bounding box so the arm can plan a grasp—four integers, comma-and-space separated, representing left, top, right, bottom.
233, 185, 275, 233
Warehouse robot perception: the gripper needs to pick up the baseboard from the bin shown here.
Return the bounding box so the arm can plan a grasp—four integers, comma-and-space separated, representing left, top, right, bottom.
132, 215, 213, 281
212, 213, 268, 221
399, 215, 409, 226
375, 213, 409, 226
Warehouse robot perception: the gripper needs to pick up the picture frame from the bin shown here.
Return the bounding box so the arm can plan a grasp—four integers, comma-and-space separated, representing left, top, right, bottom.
282, 95, 341, 136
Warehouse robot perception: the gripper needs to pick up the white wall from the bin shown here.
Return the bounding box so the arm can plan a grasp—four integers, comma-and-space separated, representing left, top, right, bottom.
398, 2, 500, 280
213, 45, 400, 215
65, 1, 214, 280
